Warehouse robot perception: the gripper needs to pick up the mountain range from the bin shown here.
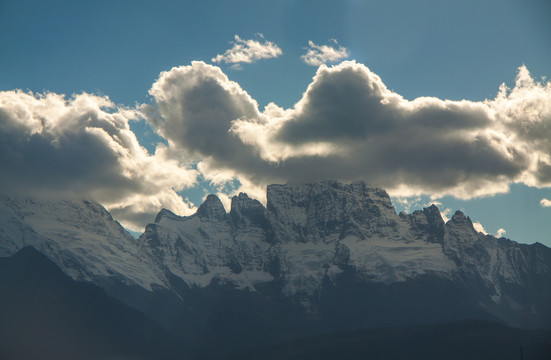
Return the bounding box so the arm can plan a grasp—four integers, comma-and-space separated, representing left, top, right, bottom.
1, 181, 550, 359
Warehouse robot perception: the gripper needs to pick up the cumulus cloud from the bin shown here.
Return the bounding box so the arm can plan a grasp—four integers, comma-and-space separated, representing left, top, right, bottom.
496, 228, 507, 237
143, 61, 287, 190
211, 34, 282, 69
440, 208, 452, 223
540, 198, 551, 207
144, 61, 263, 166
472, 222, 487, 234
301, 39, 349, 66
5, 60, 550, 232
145, 61, 551, 205
0, 90, 197, 231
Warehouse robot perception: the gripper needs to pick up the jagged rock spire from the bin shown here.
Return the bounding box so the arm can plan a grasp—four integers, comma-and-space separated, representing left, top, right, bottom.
197, 194, 227, 221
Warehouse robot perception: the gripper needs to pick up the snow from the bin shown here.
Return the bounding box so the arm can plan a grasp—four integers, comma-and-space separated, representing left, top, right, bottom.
0, 196, 167, 290
280, 241, 336, 297
342, 235, 456, 283
140, 200, 273, 290
140, 182, 464, 303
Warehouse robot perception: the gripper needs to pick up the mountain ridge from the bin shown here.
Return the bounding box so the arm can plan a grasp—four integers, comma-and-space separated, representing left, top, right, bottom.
0, 246, 182, 360
137, 181, 551, 328
1, 181, 550, 356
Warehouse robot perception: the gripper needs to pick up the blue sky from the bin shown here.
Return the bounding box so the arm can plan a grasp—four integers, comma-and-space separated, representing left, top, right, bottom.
1, 0, 551, 246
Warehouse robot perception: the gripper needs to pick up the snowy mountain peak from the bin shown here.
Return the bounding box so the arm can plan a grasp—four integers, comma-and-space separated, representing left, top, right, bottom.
265, 181, 396, 243
267, 181, 396, 242
138, 182, 550, 311
0, 196, 167, 290
450, 210, 468, 222
424, 204, 441, 215
154, 208, 183, 223
407, 205, 446, 243
421, 205, 445, 227
230, 193, 268, 230
231, 192, 264, 212
197, 194, 227, 220
446, 210, 478, 238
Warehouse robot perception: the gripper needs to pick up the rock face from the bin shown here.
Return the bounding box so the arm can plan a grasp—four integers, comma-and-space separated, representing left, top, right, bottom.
139, 181, 551, 328
143, 182, 455, 290
141, 193, 272, 290
266, 182, 398, 243
1, 181, 551, 355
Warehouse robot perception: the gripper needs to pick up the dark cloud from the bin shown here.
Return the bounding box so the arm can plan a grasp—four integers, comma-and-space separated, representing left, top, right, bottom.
146, 61, 551, 200
145, 61, 286, 190
0, 91, 197, 230
147, 62, 259, 161
278, 63, 395, 142
277, 63, 492, 145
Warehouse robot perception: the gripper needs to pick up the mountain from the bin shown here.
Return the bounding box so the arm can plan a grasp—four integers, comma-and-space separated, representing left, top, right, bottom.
0, 247, 182, 360
135, 181, 551, 356
141, 182, 551, 328
1, 181, 550, 357
0, 195, 167, 290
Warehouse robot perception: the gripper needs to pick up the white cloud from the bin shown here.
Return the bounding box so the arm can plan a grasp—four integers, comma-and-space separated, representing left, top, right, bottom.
301, 39, 349, 66
145, 61, 551, 205
144, 61, 262, 164
496, 228, 507, 237
0, 90, 198, 231
212, 34, 282, 68
391, 196, 422, 213
540, 198, 551, 207
440, 208, 452, 223
472, 222, 487, 234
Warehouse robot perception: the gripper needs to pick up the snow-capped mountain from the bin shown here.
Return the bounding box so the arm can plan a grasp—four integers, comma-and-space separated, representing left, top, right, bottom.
140, 181, 551, 325
1, 181, 550, 354
141, 183, 452, 301
140, 194, 272, 290
0, 195, 167, 290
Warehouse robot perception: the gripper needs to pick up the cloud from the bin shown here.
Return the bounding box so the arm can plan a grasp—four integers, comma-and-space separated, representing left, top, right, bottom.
4, 60, 550, 232
540, 198, 551, 207
440, 208, 452, 223
496, 228, 507, 237
145, 61, 551, 205
0, 90, 197, 231
475, 223, 507, 238
301, 39, 349, 66
472, 222, 487, 234
211, 34, 282, 68
144, 61, 262, 164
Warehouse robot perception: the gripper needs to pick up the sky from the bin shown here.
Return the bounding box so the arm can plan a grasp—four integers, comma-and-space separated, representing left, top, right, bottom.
1, 0, 551, 246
